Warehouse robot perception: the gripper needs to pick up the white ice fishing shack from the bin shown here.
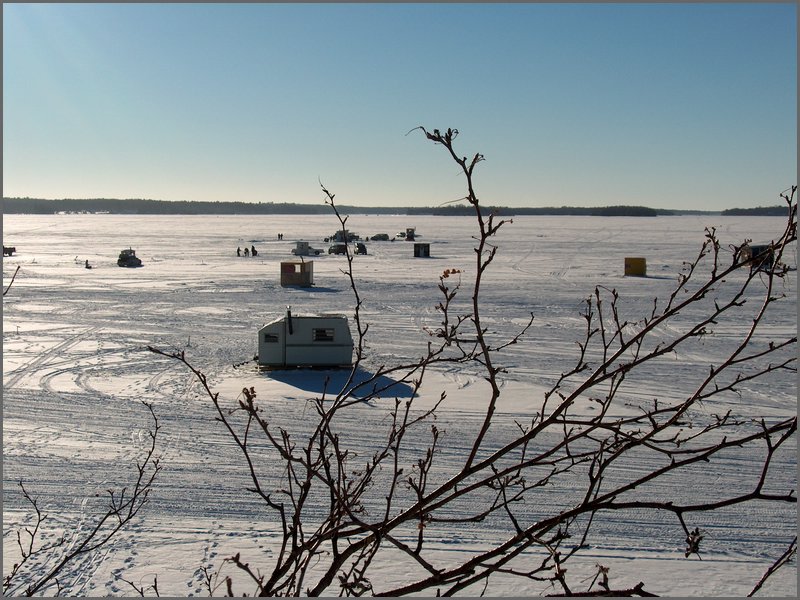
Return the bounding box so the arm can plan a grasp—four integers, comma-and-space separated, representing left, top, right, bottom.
257, 309, 354, 368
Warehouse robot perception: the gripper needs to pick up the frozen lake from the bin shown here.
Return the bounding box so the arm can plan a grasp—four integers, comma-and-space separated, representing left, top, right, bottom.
3, 212, 797, 596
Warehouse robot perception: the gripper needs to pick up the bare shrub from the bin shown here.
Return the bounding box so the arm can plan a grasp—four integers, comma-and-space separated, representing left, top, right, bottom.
150, 130, 796, 596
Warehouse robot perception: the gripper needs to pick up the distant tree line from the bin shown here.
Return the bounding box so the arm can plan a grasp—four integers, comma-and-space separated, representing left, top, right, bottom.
721, 205, 789, 216
512, 205, 661, 216
1, 197, 699, 217
1, 197, 334, 215
5, 197, 777, 217
411, 204, 665, 216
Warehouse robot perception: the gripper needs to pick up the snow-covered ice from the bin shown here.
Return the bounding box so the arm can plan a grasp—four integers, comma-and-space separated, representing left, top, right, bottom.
3, 212, 796, 596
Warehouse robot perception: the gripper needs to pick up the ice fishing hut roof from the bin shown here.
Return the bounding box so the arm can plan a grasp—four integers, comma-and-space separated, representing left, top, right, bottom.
262, 312, 349, 327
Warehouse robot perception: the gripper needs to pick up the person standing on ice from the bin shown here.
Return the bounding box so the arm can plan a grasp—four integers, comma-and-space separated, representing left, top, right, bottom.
251, 245, 258, 257
237, 246, 241, 257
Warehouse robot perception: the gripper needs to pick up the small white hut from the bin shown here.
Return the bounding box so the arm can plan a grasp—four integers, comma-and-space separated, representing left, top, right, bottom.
257, 309, 353, 368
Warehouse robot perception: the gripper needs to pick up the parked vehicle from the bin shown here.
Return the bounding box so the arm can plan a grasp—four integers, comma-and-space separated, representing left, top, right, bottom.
396, 227, 418, 241
117, 248, 142, 267
292, 241, 322, 256
355, 242, 368, 255
328, 243, 348, 255
369, 233, 390, 241
325, 229, 360, 243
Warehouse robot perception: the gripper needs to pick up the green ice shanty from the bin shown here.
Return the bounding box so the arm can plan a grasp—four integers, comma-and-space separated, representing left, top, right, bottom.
257, 309, 354, 368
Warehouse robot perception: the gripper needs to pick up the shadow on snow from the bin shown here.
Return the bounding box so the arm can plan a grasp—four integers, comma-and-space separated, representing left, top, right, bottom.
266, 365, 415, 399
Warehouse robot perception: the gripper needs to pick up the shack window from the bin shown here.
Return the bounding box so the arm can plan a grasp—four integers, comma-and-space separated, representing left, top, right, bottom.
263, 333, 279, 343
313, 328, 335, 342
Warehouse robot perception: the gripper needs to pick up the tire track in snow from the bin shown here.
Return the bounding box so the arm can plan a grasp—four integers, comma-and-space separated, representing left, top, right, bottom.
3, 326, 101, 391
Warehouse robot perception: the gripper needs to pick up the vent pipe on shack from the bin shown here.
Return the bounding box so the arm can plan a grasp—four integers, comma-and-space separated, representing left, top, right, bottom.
286, 306, 293, 335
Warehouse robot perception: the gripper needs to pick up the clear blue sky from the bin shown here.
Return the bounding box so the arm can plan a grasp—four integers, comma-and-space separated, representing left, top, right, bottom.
3, 2, 796, 210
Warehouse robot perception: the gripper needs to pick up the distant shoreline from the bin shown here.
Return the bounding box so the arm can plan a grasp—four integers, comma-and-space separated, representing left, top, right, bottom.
1, 197, 788, 217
